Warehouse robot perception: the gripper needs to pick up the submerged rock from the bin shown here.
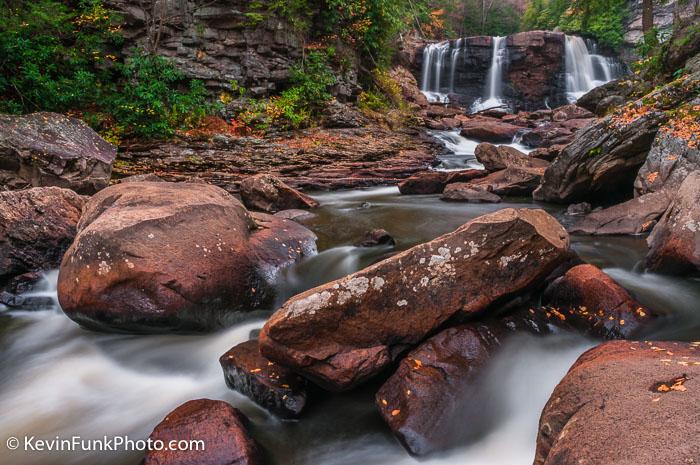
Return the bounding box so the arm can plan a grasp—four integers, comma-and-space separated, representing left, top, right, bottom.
142, 399, 263, 465
259, 208, 570, 391
0, 112, 115, 193
355, 229, 396, 247
569, 192, 671, 235
535, 341, 700, 465
0, 187, 85, 290
220, 340, 308, 419
645, 171, 700, 275
542, 264, 653, 339
57, 182, 316, 333
376, 311, 551, 456
239, 174, 319, 213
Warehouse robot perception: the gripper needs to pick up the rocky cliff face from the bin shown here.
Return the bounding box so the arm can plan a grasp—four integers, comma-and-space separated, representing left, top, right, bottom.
106, 0, 304, 96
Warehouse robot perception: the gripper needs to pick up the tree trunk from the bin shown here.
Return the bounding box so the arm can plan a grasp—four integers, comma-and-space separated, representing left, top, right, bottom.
642, 0, 654, 33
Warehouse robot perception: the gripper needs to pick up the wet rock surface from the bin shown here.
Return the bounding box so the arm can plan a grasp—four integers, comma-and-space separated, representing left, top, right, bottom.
460, 120, 521, 143
240, 174, 319, 213
259, 208, 570, 391
0, 187, 85, 290
142, 399, 263, 465
645, 171, 700, 275
441, 183, 502, 203
535, 340, 700, 465
469, 166, 546, 196
0, 112, 115, 193
355, 229, 396, 247
398, 170, 487, 195
114, 126, 440, 192
542, 264, 653, 339
57, 182, 316, 333
569, 192, 671, 235
220, 340, 308, 419
475, 143, 549, 172
376, 311, 551, 456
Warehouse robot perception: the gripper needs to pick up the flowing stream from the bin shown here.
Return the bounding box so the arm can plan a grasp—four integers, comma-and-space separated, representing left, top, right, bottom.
2, 135, 699, 465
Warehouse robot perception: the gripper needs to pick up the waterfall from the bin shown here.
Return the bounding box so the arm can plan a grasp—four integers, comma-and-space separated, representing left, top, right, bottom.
420, 41, 451, 103
470, 36, 507, 113
565, 35, 622, 103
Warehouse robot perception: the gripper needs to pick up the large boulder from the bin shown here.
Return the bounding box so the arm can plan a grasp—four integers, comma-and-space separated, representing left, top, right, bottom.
469, 166, 546, 196
645, 171, 700, 274
398, 170, 487, 195
576, 77, 651, 116
534, 74, 699, 203
542, 264, 653, 339
259, 208, 570, 391
460, 120, 521, 143
534, 340, 700, 465
634, 126, 700, 195
142, 399, 263, 465
474, 143, 549, 172
569, 192, 671, 235
0, 187, 85, 290
376, 312, 550, 456
0, 112, 115, 193
441, 183, 502, 203
220, 340, 309, 419
57, 182, 316, 333
239, 174, 319, 213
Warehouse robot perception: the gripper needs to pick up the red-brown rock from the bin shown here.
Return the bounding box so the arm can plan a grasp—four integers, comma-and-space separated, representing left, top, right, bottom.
57, 182, 316, 333
398, 171, 449, 195
259, 208, 570, 391
470, 166, 546, 196
0, 112, 115, 193
0, 187, 85, 290
645, 171, 700, 274
355, 229, 396, 247
535, 341, 700, 465
220, 340, 308, 419
441, 183, 502, 203
142, 399, 262, 465
460, 121, 521, 143
475, 143, 549, 172
376, 311, 551, 456
240, 174, 318, 213
542, 264, 653, 339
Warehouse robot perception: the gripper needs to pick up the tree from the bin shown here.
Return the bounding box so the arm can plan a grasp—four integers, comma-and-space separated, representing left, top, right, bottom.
642, 0, 654, 33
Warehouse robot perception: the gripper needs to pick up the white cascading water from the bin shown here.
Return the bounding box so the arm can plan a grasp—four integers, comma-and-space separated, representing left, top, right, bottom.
565, 35, 622, 102
470, 36, 507, 113
421, 41, 451, 103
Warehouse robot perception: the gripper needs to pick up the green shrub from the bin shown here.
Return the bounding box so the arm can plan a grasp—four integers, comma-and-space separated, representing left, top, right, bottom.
358, 90, 390, 112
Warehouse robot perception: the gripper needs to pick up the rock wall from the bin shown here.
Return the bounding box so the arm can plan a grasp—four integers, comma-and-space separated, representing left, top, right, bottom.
106, 0, 304, 95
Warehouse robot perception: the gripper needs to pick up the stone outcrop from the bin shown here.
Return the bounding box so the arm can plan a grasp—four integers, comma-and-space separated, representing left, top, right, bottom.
259, 208, 570, 391
113, 126, 440, 192
645, 171, 700, 275
576, 77, 651, 116
0, 187, 85, 290
623, 0, 697, 61
376, 312, 550, 456
534, 73, 699, 203
569, 191, 671, 235
142, 399, 262, 465
542, 264, 653, 339
474, 143, 549, 172
535, 340, 700, 465
635, 130, 700, 195
220, 340, 308, 419
0, 112, 115, 193
239, 174, 319, 213
57, 182, 316, 333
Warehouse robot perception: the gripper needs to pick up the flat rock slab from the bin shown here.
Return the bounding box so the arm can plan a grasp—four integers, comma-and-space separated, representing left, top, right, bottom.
441, 183, 502, 203
569, 191, 671, 235
535, 340, 700, 465
260, 208, 570, 391
220, 340, 308, 419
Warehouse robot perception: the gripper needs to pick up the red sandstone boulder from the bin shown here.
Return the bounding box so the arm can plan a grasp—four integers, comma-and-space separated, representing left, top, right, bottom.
240, 174, 319, 213
645, 171, 700, 274
398, 171, 449, 195
441, 183, 502, 203
535, 341, 700, 465
220, 340, 308, 419
542, 264, 653, 339
142, 399, 262, 465
259, 208, 570, 391
569, 192, 671, 235
57, 182, 317, 333
0, 187, 85, 290
460, 121, 521, 143
376, 311, 551, 456
0, 112, 115, 193
470, 166, 546, 196
475, 143, 549, 172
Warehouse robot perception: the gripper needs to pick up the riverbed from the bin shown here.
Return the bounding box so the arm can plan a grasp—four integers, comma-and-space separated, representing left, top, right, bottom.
1, 132, 699, 465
